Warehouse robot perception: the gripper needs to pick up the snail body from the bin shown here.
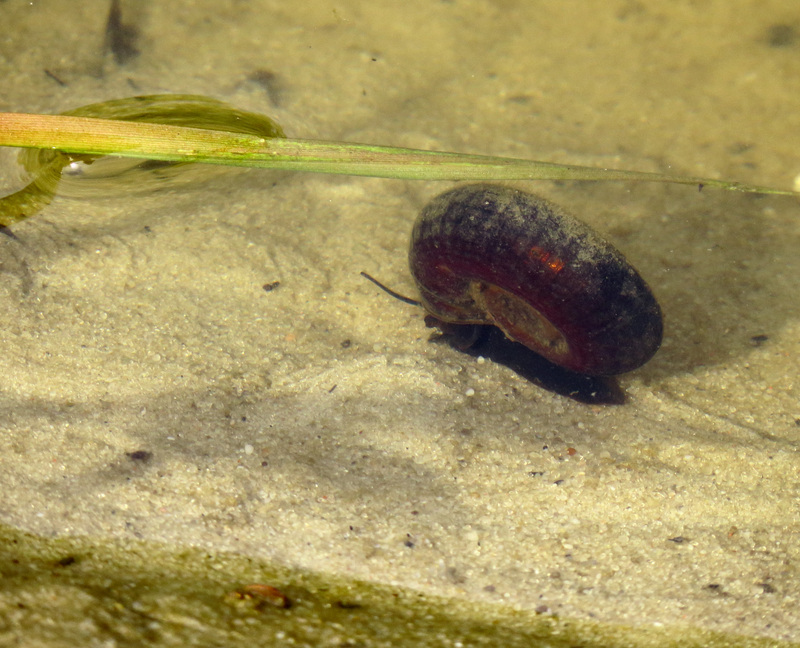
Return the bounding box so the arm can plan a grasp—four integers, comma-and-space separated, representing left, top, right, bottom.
408, 184, 663, 376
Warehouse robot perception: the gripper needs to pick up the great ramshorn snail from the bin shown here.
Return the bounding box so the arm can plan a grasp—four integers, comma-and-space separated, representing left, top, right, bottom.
408, 184, 663, 376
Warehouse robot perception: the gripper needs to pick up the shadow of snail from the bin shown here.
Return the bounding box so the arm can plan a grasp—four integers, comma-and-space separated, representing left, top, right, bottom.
389, 183, 664, 404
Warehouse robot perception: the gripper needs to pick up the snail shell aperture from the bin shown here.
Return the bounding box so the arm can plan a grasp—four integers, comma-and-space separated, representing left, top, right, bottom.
408, 184, 663, 376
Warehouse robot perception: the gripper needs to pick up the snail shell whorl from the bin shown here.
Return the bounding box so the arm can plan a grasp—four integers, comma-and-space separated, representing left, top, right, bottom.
408, 184, 663, 375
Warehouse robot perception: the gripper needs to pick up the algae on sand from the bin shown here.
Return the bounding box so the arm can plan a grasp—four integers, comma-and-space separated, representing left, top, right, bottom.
0, 524, 789, 648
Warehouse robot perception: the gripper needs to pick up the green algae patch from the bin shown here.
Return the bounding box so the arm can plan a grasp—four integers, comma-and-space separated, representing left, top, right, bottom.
0, 524, 790, 647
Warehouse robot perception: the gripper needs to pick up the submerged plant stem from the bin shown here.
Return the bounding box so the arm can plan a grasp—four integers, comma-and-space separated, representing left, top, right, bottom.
0, 112, 796, 196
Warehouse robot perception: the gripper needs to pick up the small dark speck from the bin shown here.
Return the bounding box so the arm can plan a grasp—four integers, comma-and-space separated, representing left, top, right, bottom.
507, 94, 534, 105
766, 24, 797, 47
261, 460, 269, 467
341, 339, 352, 349
126, 450, 152, 462
0, 226, 19, 240
668, 536, 687, 543
55, 556, 77, 567
483, 584, 496, 593
553, 479, 564, 486
749, 334, 769, 347
262, 281, 281, 292
105, 0, 140, 64
328, 384, 337, 393
445, 567, 466, 584
729, 142, 754, 155
758, 582, 776, 594
528, 471, 544, 477
795, 419, 800, 427
44, 69, 67, 86
247, 69, 283, 106
404, 539, 415, 548
248, 68, 277, 85
704, 583, 728, 596
334, 601, 363, 610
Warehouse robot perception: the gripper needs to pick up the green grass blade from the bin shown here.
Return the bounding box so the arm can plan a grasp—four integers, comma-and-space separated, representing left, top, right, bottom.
1, 112, 795, 196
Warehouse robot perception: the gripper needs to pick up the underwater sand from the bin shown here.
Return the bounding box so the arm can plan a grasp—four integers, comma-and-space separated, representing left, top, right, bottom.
1, 0, 799, 645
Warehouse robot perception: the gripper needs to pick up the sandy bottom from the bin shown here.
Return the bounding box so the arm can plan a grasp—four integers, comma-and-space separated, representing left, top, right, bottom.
1, 0, 799, 645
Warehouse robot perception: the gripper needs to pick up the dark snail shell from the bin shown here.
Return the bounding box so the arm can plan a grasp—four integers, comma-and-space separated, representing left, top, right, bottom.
408, 184, 663, 376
